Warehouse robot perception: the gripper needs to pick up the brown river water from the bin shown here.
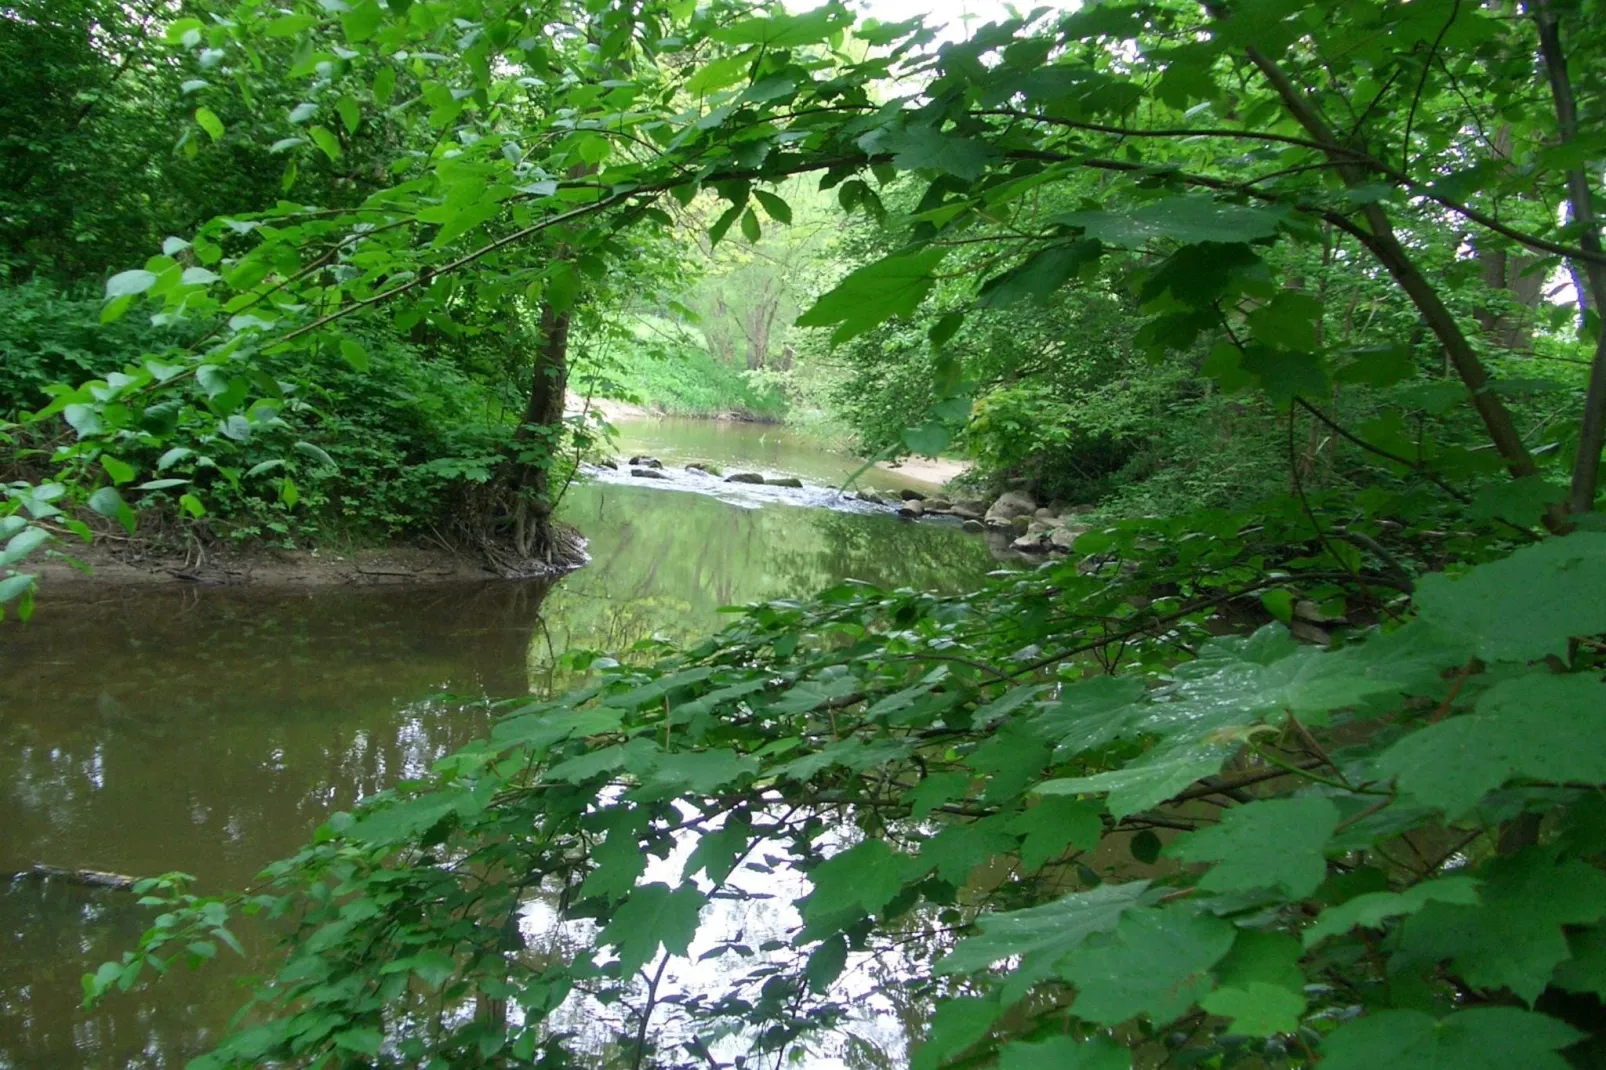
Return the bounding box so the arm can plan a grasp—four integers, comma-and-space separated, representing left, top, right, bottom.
0, 419, 997, 1068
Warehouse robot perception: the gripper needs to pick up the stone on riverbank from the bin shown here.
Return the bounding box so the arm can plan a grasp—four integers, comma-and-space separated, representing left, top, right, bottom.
961, 519, 986, 534
1050, 525, 1086, 551
985, 490, 1037, 525
897, 501, 924, 518
725, 472, 765, 484
899, 489, 926, 502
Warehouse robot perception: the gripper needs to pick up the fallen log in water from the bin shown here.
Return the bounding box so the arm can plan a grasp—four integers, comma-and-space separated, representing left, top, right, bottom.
4, 864, 141, 890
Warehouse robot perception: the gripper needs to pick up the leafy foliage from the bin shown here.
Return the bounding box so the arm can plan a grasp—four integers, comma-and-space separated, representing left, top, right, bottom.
4, 0, 1603, 1064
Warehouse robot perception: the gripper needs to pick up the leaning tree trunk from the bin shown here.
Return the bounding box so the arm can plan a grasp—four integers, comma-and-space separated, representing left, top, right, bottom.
510, 299, 572, 565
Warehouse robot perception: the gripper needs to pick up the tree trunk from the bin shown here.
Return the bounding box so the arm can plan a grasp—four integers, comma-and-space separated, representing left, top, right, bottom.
511, 300, 571, 561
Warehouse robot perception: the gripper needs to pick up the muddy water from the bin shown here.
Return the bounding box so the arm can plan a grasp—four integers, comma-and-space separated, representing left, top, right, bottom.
0, 444, 995, 1067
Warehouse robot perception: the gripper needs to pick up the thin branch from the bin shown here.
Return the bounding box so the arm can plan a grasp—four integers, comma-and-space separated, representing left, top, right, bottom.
1532, 0, 1606, 516
1401, 0, 1461, 176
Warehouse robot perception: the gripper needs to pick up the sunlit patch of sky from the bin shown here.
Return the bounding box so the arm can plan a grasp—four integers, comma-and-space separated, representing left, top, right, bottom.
852, 0, 1034, 43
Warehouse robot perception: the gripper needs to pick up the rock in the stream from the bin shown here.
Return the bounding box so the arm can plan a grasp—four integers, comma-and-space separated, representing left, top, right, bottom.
686, 462, 724, 477
855, 489, 886, 505
628, 455, 664, 469
924, 498, 953, 513
631, 467, 669, 480
1050, 525, 1086, 551
985, 490, 1038, 525
1010, 514, 1033, 535
596, 458, 619, 470
950, 505, 983, 520
766, 475, 804, 488
897, 500, 924, 518
899, 489, 926, 502
1012, 533, 1050, 553
961, 519, 986, 534
725, 471, 766, 484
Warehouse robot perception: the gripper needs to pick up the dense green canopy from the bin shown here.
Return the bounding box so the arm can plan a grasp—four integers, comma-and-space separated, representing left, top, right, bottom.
2, 0, 1605, 1064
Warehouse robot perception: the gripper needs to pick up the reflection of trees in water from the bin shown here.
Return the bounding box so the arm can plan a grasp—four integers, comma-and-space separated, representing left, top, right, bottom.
0, 581, 559, 1070
767, 511, 997, 596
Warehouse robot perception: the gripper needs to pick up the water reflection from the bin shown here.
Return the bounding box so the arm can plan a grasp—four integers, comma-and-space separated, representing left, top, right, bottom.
0, 481, 997, 1068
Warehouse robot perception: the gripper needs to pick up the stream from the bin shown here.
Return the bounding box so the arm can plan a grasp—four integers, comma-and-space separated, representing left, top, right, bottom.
0, 418, 998, 1068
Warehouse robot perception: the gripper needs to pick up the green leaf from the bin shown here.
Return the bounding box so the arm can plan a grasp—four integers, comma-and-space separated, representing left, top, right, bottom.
1035, 740, 1235, 820
740, 207, 761, 243
194, 107, 224, 141
999, 1035, 1129, 1070
1202, 929, 1307, 1034
1372, 674, 1606, 818
333, 1027, 383, 1056
804, 840, 909, 922
179, 494, 206, 519
1319, 1008, 1581, 1070
340, 0, 384, 42
978, 243, 1100, 308
1025, 676, 1147, 756
712, 5, 852, 46
281, 477, 300, 507
938, 881, 1151, 975
753, 189, 792, 224
1553, 924, 1606, 999
806, 934, 849, 994
0, 574, 37, 606
87, 486, 127, 520
336, 96, 361, 135
63, 404, 102, 437
902, 421, 950, 456
1168, 796, 1339, 898
1303, 876, 1480, 947
797, 249, 948, 344
598, 882, 707, 976
100, 456, 137, 486
1246, 290, 1323, 352
886, 125, 999, 181
578, 824, 646, 902
634, 749, 758, 797
912, 996, 1001, 1070
491, 707, 621, 753
266, 13, 317, 37
1155, 625, 1401, 734
373, 65, 397, 106
1396, 849, 1606, 1004
105, 270, 157, 299
686, 52, 750, 95
1412, 532, 1606, 662
1010, 797, 1103, 872
339, 338, 370, 371
685, 813, 751, 886
1199, 982, 1305, 1037
1469, 476, 1567, 527
1058, 907, 1236, 1025
309, 126, 343, 161
294, 441, 336, 468
1054, 196, 1286, 247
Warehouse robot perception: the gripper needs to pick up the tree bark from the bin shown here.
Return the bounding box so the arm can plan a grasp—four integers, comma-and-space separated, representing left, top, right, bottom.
512, 299, 571, 560
1531, 0, 1606, 517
